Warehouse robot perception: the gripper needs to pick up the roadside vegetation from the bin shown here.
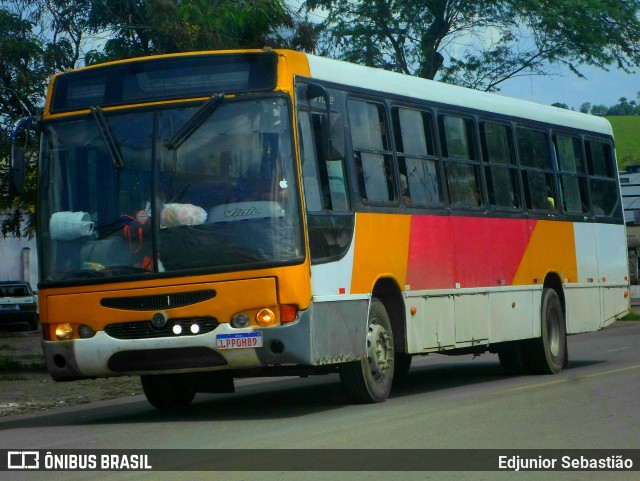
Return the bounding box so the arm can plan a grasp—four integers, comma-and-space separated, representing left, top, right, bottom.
607, 116, 640, 169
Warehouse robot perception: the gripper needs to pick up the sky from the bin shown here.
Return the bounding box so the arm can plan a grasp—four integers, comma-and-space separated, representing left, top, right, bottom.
498, 65, 639, 110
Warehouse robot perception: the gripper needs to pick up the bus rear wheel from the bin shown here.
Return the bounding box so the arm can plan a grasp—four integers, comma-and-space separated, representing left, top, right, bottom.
140, 373, 197, 410
339, 298, 395, 403
525, 288, 566, 374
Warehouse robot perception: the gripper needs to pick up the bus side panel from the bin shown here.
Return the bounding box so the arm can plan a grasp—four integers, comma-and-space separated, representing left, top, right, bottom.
594, 223, 629, 323
310, 299, 369, 364
349, 213, 411, 294
488, 288, 535, 343
569, 223, 602, 333
564, 285, 602, 334
405, 294, 455, 352
310, 231, 357, 297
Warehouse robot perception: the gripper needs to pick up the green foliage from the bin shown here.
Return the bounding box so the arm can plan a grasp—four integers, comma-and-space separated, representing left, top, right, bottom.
85, 0, 303, 64
619, 310, 640, 321
303, 0, 640, 92
607, 116, 640, 169
0, 7, 50, 238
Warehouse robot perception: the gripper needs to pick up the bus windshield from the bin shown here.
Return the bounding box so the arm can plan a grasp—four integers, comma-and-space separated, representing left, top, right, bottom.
39, 96, 303, 282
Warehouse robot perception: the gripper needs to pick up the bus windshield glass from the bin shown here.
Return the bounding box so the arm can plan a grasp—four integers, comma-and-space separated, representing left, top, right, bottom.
39, 96, 302, 282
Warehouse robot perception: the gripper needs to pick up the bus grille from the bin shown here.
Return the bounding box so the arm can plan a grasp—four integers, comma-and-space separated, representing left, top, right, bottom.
104, 317, 219, 340
108, 347, 227, 372
100, 289, 216, 311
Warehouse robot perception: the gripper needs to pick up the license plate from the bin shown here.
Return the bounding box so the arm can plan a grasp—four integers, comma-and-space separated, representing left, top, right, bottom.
0, 305, 19, 311
216, 332, 262, 349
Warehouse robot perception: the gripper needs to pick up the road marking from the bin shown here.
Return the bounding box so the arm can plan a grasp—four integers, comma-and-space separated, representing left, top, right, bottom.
502, 364, 640, 394
607, 347, 631, 352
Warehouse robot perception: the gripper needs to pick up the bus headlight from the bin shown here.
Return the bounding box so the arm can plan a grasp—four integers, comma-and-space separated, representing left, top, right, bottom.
55, 323, 74, 340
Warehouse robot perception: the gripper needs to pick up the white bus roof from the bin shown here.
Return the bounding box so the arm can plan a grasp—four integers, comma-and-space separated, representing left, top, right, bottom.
306, 54, 613, 137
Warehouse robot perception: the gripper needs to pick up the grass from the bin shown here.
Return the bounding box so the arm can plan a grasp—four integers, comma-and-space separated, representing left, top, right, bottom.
607, 116, 640, 170
620, 310, 640, 321
0, 354, 46, 372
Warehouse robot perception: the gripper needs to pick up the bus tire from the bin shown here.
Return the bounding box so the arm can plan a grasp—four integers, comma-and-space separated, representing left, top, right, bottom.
498, 341, 528, 375
339, 298, 394, 403
140, 373, 197, 410
525, 288, 566, 374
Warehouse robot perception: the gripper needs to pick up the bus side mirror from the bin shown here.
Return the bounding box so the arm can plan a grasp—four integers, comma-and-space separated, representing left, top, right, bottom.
9, 116, 40, 195
10, 147, 26, 195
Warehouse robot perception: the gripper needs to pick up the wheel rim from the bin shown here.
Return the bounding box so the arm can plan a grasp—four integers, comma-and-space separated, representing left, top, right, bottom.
547, 305, 561, 358
366, 320, 393, 382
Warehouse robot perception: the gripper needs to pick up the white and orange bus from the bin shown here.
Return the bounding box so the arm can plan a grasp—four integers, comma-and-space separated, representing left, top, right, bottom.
11, 49, 629, 408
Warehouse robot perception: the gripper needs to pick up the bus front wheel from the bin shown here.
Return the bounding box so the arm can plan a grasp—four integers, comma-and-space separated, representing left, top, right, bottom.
339, 298, 395, 403
525, 288, 567, 374
140, 373, 197, 410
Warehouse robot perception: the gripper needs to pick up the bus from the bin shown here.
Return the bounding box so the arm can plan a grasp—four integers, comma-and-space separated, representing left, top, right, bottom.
11, 49, 629, 409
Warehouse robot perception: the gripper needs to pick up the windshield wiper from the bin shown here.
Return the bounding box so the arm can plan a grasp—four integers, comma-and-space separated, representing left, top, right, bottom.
164, 93, 225, 151
91, 106, 125, 168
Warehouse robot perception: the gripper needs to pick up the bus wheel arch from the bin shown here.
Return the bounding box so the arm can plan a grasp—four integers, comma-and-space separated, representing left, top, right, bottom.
339, 297, 395, 403
373, 278, 412, 382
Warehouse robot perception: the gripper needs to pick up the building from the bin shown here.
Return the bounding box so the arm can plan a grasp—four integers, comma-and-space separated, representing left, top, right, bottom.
0, 214, 38, 287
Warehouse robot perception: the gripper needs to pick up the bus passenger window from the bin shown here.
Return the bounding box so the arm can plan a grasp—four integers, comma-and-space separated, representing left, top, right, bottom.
440, 114, 481, 208
586, 140, 622, 219
298, 112, 323, 212
554, 134, 587, 214
481, 122, 519, 209
392, 107, 441, 206
517, 127, 557, 212
348, 99, 395, 203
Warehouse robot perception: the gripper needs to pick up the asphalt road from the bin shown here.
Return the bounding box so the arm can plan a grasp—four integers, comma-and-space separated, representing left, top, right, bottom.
1, 321, 639, 481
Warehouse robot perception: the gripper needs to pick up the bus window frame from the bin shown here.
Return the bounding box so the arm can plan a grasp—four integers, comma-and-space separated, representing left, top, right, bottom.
391, 105, 444, 209
584, 136, 623, 222
437, 111, 484, 211
515, 124, 560, 216
347, 96, 400, 207
296, 82, 355, 265
479, 119, 523, 213
552, 131, 590, 219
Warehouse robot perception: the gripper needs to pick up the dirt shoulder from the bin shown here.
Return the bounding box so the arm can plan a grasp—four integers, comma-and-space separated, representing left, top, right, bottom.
0, 327, 141, 417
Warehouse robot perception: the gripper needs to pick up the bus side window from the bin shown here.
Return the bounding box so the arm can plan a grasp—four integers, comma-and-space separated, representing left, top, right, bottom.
348, 99, 396, 203
586, 140, 622, 219
298, 108, 354, 262
517, 127, 557, 212
299, 111, 349, 212
481, 121, 520, 209
440, 114, 481, 208
299, 112, 324, 212
554, 134, 588, 214
392, 107, 441, 206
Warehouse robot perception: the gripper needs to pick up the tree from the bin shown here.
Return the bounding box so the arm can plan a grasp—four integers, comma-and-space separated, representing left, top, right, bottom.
0, 7, 51, 237
303, 0, 640, 92
590, 104, 610, 116
85, 0, 309, 64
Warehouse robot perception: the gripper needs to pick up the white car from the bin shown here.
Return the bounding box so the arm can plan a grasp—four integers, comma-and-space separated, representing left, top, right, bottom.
0, 281, 38, 330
